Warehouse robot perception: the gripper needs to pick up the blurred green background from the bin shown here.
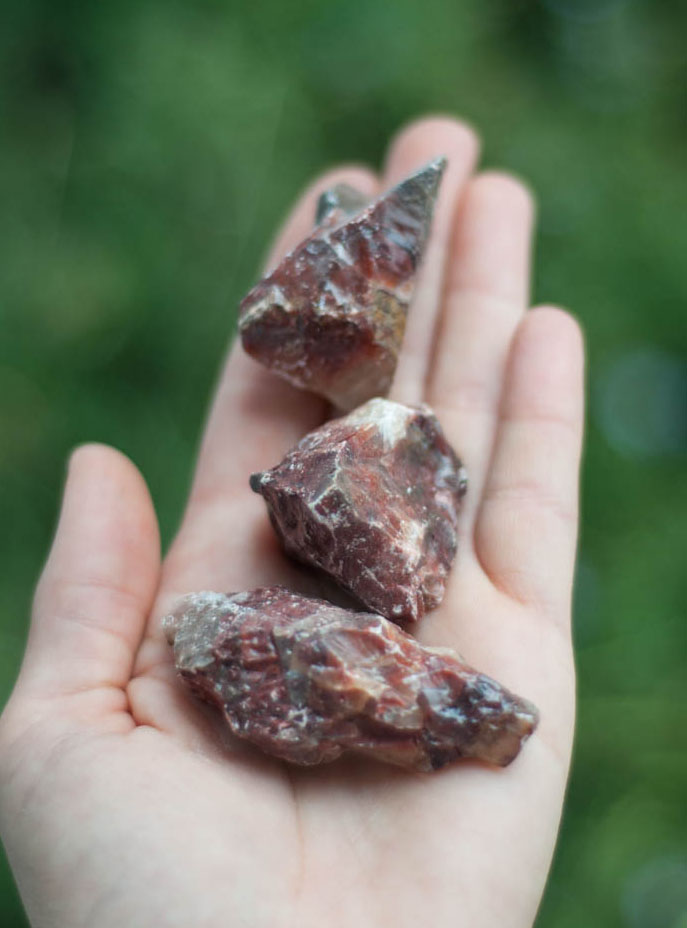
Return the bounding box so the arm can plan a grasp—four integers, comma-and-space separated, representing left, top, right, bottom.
1, 0, 686, 924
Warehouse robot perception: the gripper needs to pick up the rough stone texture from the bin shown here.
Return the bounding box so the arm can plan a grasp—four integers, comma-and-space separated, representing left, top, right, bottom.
250, 398, 467, 624
164, 587, 539, 771
315, 182, 370, 227
239, 159, 446, 410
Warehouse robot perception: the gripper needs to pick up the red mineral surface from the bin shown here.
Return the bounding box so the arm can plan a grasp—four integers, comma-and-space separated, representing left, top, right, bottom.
164, 587, 539, 771
250, 398, 467, 624
239, 159, 446, 410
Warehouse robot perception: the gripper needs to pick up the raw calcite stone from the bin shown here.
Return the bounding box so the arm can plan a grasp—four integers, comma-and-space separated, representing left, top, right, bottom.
239, 159, 446, 410
164, 587, 539, 771
315, 182, 371, 227
250, 398, 467, 624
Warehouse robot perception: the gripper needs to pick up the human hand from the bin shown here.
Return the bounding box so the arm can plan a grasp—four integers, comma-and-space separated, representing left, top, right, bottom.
0, 116, 584, 928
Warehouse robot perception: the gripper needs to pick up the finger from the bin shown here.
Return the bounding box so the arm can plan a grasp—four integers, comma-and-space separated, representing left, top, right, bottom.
18, 445, 160, 703
475, 307, 585, 614
186, 165, 379, 513
264, 165, 379, 271
145, 168, 379, 622
384, 116, 480, 405
428, 172, 535, 526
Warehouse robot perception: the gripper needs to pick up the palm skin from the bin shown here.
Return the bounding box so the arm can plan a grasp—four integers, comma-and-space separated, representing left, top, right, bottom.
0, 117, 584, 928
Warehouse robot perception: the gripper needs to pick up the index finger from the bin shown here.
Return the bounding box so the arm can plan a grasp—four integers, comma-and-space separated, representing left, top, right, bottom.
186, 165, 379, 513
138, 166, 378, 632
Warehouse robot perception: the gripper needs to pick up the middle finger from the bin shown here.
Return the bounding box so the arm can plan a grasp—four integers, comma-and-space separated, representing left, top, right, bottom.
384, 116, 480, 405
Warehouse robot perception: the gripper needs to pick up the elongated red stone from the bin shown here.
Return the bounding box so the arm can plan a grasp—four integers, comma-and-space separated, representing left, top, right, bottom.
164, 587, 539, 771
250, 398, 466, 624
239, 159, 445, 410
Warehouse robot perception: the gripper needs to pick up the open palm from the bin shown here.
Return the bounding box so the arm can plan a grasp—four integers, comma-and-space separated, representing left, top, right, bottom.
0, 117, 584, 928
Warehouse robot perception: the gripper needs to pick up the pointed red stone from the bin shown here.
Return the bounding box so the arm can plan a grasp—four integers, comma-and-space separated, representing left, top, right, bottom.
250, 398, 467, 624
239, 159, 446, 410
165, 587, 539, 771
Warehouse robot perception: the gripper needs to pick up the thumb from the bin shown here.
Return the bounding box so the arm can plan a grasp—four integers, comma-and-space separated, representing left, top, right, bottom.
16, 444, 160, 703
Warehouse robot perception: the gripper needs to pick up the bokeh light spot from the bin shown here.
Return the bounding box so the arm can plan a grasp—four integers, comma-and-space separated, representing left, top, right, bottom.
622, 856, 687, 928
596, 348, 687, 459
